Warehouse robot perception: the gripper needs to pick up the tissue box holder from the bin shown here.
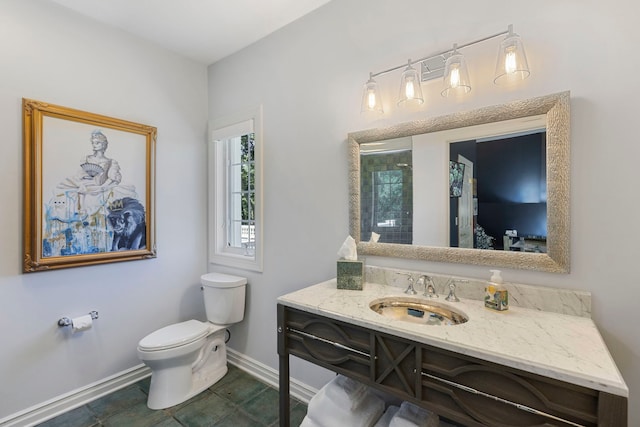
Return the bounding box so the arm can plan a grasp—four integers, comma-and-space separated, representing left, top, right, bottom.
337, 260, 364, 290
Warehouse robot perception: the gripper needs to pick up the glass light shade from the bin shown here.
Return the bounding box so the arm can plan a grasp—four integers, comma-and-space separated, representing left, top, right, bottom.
361, 74, 384, 114
441, 50, 471, 97
494, 30, 530, 84
398, 60, 424, 106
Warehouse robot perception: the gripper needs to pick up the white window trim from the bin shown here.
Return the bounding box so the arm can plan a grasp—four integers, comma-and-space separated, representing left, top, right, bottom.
208, 106, 263, 272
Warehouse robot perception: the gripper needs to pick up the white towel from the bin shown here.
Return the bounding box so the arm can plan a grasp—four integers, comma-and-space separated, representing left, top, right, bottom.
389, 401, 439, 427
307, 385, 385, 427
324, 375, 368, 410
373, 405, 399, 427
300, 415, 321, 427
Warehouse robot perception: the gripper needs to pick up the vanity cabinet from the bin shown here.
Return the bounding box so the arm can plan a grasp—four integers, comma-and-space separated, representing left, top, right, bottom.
277, 304, 627, 427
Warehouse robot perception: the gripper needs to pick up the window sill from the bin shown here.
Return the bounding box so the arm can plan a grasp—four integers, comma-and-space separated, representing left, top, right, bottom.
209, 252, 262, 272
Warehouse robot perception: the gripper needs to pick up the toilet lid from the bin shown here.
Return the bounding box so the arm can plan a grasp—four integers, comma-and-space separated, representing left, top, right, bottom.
138, 320, 210, 351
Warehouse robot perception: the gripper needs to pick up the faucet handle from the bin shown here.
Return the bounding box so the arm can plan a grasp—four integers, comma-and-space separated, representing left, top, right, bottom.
445, 282, 460, 302
445, 279, 466, 302
397, 272, 417, 295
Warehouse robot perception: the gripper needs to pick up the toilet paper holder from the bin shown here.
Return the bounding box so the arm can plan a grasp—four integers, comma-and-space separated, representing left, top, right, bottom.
58, 311, 99, 327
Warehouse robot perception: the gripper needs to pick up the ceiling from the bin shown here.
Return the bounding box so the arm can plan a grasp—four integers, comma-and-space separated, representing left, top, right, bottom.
49, 0, 333, 65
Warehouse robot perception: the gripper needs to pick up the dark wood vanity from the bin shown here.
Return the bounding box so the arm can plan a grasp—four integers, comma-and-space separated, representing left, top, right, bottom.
277, 304, 627, 427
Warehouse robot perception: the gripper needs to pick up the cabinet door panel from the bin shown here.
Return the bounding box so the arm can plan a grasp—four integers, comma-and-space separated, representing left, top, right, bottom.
421, 346, 598, 427
284, 307, 372, 381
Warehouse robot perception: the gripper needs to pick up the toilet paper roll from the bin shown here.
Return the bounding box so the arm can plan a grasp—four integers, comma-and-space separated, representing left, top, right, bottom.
71, 314, 93, 333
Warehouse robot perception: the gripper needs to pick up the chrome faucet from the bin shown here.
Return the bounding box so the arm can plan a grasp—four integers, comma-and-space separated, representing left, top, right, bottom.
420, 275, 438, 298
399, 273, 417, 295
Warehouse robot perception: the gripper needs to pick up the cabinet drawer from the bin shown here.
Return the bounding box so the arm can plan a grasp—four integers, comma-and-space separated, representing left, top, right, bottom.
420, 345, 599, 427
282, 307, 371, 381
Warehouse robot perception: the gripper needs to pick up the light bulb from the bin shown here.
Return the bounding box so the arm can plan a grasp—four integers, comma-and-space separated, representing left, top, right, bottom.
449, 66, 461, 88
367, 91, 377, 110
405, 80, 415, 99
504, 48, 517, 74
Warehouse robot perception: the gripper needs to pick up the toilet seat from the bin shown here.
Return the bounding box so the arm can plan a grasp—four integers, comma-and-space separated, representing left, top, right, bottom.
139, 320, 210, 352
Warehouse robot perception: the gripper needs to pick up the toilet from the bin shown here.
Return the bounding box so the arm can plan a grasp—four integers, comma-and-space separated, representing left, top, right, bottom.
137, 272, 247, 409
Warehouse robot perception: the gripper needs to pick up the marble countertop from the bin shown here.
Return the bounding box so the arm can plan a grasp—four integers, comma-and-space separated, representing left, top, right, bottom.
278, 279, 628, 397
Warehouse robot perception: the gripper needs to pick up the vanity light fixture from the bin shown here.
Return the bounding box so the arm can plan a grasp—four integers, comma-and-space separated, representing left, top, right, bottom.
360, 24, 530, 113
361, 72, 384, 113
398, 59, 424, 107
441, 44, 471, 97
494, 24, 530, 84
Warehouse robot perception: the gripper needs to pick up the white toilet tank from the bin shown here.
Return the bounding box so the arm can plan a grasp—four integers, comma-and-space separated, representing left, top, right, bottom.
201, 272, 247, 325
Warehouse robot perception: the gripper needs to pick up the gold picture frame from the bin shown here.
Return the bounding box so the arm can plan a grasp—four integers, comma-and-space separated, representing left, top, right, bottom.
23, 99, 157, 272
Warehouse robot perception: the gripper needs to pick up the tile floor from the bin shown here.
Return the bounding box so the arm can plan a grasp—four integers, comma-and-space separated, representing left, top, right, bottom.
36, 365, 307, 427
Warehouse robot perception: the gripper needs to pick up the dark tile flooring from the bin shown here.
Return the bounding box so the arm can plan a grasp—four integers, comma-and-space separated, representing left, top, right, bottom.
36, 365, 307, 427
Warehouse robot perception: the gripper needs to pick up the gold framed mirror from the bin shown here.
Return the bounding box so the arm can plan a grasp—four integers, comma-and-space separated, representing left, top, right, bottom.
348, 92, 570, 273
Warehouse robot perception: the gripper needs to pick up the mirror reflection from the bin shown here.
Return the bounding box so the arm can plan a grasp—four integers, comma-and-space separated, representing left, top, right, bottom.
349, 92, 570, 273
360, 137, 413, 245
360, 117, 548, 253
449, 129, 547, 252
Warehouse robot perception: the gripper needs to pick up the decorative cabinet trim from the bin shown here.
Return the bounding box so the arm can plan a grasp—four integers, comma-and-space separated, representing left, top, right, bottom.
373, 334, 419, 398
281, 307, 371, 382
419, 345, 605, 426
287, 328, 371, 358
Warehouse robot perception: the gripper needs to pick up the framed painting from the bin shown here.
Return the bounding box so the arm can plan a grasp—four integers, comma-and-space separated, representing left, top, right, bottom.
23, 99, 157, 272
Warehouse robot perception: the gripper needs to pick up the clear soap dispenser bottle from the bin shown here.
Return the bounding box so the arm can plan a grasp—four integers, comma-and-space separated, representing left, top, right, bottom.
484, 269, 509, 311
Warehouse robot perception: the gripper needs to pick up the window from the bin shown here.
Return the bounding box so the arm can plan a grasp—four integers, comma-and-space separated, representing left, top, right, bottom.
373, 170, 403, 227
209, 107, 262, 271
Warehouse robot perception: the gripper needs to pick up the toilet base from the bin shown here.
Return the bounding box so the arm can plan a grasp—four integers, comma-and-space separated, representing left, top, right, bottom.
190, 363, 228, 399
146, 332, 228, 410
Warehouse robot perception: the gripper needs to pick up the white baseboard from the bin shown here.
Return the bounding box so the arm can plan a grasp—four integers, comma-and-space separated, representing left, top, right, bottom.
0, 350, 317, 427
0, 365, 151, 427
227, 348, 318, 404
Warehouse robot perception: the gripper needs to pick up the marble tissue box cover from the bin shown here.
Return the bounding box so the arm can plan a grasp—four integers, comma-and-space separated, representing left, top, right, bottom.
365, 265, 591, 318
337, 260, 364, 290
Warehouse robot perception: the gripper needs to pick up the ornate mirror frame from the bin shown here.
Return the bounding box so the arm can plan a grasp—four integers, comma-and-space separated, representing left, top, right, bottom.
348, 91, 570, 273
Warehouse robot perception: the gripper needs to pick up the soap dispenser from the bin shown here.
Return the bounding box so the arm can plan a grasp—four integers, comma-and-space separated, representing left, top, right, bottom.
484, 269, 509, 311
